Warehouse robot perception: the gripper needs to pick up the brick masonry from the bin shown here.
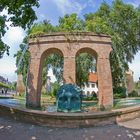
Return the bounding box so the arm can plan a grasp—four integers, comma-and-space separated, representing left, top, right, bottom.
26, 32, 113, 109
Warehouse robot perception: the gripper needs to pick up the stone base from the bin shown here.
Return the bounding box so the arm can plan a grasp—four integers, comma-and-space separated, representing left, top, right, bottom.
26, 103, 41, 109
0, 103, 140, 128
99, 104, 113, 111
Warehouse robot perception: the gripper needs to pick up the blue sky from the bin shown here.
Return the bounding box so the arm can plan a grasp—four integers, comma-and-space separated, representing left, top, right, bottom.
0, 0, 140, 82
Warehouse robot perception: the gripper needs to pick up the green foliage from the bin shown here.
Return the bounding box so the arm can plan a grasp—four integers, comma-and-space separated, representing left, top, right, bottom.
76, 53, 96, 86
0, 15, 10, 58
44, 54, 63, 83
14, 39, 30, 85
28, 20, 58, 37
135, 80, 140, 89
0, 0, 39, 29
51, 82, 60, 97
41, 82, 60, 98
85, 0, 140, 87
14, 0, 140, 88
128, 90, 138, 97
0, 82, 11, 89
58, 13, 85, 32
113, 86, 126, 98
82, 96, 97, 101
40, 54, 63, 86
0, 0, 39, 58
10, 82, 17, 90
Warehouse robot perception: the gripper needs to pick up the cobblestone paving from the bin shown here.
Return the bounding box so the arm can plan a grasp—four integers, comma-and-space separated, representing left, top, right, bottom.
0, 117, 140, 140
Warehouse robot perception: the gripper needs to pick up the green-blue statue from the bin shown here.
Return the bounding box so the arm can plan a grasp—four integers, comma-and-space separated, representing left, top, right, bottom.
56, 84, 82, 112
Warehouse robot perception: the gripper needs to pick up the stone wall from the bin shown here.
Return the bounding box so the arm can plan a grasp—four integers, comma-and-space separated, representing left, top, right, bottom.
0, 103, 140, 127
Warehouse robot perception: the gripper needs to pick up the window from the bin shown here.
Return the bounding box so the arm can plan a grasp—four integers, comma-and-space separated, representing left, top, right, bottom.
87, 91, 90, 97
92, 84, 95, 88
86, 83, 89, 87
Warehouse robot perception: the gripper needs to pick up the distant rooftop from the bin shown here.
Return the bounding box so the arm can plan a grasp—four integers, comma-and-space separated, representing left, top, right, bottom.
0, 75, 11, 84
88, 73, 98, 83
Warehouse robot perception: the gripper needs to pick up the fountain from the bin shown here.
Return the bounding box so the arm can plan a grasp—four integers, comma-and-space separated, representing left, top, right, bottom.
0, 32, 140, 127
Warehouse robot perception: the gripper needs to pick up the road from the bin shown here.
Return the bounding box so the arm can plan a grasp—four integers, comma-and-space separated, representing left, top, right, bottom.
0, 116, 140, 140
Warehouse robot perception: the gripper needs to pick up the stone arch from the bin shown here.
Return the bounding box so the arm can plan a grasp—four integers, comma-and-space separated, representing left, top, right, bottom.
75, 47, 97, 84
41, 48, 64, 94
76, 47, 98, 58
41, 48, 64, 60
75, 47, 98, 69
75, 47, 113, 109
26, 47, 64, 108
26, 32, 113, 109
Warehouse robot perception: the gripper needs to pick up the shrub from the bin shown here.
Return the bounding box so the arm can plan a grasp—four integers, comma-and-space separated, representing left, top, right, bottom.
128, 90, 138, 97
113, 86, 126, 99
82, 96, 98, 101
0, 82, 11, 89
51, 82, 60, 97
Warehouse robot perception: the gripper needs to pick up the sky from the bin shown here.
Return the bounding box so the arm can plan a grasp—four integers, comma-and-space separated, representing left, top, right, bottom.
0, 0, 140, 82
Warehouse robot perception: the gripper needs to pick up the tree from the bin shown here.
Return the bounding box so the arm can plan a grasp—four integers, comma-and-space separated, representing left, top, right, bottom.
85, 0, 140, 87
15, 0, 140, 88
14, 37, 30, 85
28, 20, 58, 36
58, 13, 85, 32
42, 54, 63, 85
76, 53, 96, 86
0, 0, 39, 58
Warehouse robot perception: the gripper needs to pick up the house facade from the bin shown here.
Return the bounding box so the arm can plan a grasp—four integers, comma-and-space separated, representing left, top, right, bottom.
82, 73, 98, 97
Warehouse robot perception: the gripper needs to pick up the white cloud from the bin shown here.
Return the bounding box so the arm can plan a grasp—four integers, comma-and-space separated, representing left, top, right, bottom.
127, 0, 140, 7
0, 25, 25, 82
0, 59, 16, 74
1, 9, 25, 48
87, 0, 96, 7
40, 14, 46, 19
129, 51, 140, 81
3, 27, 25, 45
0, 9, 25, 82
52, 0, 86, 15
0, 57, 17, 82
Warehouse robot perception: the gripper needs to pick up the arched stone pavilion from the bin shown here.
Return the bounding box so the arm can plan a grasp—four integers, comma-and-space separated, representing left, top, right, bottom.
26, 32, 113, 110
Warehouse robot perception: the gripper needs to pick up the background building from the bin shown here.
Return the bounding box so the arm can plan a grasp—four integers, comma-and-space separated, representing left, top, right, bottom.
16, 74, 25, 95
126, 69, 134, 93
82, 72, 98, 97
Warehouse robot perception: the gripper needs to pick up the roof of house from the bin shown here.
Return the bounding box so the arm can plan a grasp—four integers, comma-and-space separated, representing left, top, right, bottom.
88, 73, 98, 83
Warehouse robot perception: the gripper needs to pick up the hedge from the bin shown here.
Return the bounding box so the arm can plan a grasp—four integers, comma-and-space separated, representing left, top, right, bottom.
0, 82, 11, 89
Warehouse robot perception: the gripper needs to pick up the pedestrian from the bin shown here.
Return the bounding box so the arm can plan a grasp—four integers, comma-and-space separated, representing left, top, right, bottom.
2, 88, 4, 94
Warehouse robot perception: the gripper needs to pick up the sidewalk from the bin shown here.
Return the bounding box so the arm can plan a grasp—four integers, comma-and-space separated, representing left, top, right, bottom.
0, 116, 140, 140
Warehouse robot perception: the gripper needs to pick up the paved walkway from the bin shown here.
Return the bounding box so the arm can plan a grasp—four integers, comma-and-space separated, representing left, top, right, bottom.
0, 117, 140, 140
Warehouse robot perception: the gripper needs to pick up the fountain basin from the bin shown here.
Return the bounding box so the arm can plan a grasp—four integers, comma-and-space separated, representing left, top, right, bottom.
114, 98, 140, 108
0, 98, 140, 127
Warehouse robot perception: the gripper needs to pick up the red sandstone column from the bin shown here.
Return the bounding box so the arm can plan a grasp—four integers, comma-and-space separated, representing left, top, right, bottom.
26, 57, 42, 108
63, 56, 76, 84
97, 56, 113, 110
